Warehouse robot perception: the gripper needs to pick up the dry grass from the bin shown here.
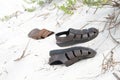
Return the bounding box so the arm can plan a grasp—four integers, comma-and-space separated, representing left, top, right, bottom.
100, 0, 120, 76
101, 46, 120, 73
113, 72, 120, 80
14, 39, 31, 61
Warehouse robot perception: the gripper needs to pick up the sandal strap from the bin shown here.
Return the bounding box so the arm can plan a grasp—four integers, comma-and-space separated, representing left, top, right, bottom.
56, 30, 75, 43
56, 28, 87, 43
40, 29, 54, 38
28, 28, 54, 40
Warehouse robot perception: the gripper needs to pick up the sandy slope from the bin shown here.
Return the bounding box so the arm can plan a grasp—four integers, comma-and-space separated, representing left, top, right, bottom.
0, 0, 119, 80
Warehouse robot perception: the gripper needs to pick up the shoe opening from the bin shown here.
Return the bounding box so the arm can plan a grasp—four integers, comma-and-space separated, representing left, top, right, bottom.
50, 61, 63, 65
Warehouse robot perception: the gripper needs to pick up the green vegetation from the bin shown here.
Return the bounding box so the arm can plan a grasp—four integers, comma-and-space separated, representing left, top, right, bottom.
59, 0, 109, 14
24, 0, 36, 4
82, 0, 109, 6
0, 11, 21, 22
23, 0, 77, 14
24, 7, 36, 12
0, 16, 11, 22
23, 0, 109, 14
24, 0, 45, 6
37, 0, 44, 6
59, 0, 77, 15
23, 0, 45, 12
0, 0, 114, 22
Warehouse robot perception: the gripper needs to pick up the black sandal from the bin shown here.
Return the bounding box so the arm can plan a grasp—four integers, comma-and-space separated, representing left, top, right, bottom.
49, 47, 96, 66
56, 28, 99, 47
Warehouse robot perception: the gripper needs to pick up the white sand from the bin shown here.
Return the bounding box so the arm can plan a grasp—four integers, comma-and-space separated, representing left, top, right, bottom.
0, 0, 119, 80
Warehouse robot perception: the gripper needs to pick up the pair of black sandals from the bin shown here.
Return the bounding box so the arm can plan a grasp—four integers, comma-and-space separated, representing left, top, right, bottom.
49, 28, 99, 66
